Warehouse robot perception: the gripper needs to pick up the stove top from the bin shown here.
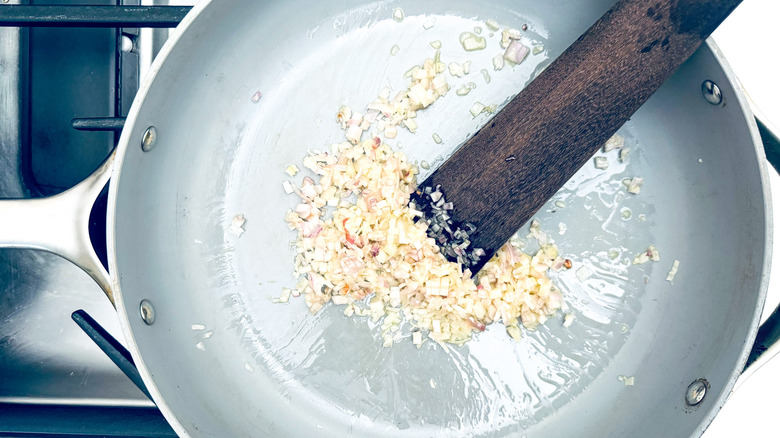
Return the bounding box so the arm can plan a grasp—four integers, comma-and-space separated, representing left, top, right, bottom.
0, 1, 191, 435
0, 1, 778, 437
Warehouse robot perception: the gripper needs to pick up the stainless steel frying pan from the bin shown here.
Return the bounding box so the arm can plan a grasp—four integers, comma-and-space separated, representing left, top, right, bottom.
1, 0, 777, 436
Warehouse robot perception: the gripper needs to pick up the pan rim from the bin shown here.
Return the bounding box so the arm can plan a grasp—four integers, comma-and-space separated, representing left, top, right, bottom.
106, 0, 212, 436
689, 39, 773, 438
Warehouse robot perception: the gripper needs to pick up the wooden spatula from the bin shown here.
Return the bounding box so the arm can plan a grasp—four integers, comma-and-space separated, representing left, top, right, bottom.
412, 0, 742, 274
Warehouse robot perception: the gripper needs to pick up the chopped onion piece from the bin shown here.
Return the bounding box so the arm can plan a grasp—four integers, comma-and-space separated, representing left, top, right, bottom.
626, 177, 644, 194
594, 156, 609, 170
195, 341, 205, 351
282, 180, 294, 194
619, 148, 631, 163
191, 324, 206, 331
500, 28, 522, 48
390, 44, 400, 56
554, 200, 566, 209
285, 164, 300, 176
412, 330, 422, 346
633, 245, 660, 265
532, 45, 544, 55
469, 102, 486, 117
666, 260, 680, 283
460, 32, 487, 51
492, 54, 505, 71
384, 125, 398, 139
485, 19, 500, 31
503, 40, 529, 64
420, 160, 430, 170
481, 68, 491, 84
563, 312, 575, 328
432, 133, 442, 144
392, 7, 404, 22
251, 91, 262, 103
618, 375, 635, 386
346, 124, 364, 144
448, 61, 464, 77
403, 118, 418, 133
603, 133, 625, 152
279, 287, 292, 303
506, 324, 522, 342
456, 84, 472, 96
229, 214, 246, 237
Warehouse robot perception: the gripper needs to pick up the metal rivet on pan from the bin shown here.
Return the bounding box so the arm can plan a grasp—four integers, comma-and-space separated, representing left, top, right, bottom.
139, 299, 156, 325
685, 379, 708, 406
141, 126, 158, 152
701, 80, 722, 105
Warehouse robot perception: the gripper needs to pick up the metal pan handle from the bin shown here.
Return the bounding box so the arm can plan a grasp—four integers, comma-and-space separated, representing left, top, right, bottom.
0, 151, 115, 304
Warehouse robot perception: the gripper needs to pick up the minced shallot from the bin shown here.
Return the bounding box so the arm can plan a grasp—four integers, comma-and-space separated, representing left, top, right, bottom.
282, 55, 562, 347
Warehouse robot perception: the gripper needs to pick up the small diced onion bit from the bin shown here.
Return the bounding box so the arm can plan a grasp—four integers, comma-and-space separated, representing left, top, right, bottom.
390, 44, 400, 56
603, 133, 625, 152
626, 177, 644, 194
448, 62, 464, 77
430, 40, 442, 50
619, 148, 631, 163
432, 133, 442, 144
456, 84, 472, 96
280, 51, 563, 347
618, 375, 635, 386
469, 102, 486, 117
666, 260, 680, 283
500, 28, 522, 49
492, 54, 505, 71
285, 164, 300, 176
485, 19, 500, 32
460, 32, 487, 51
481, 68, 491, 84
632, 245, 660, 265
503, 40, 529, 64
594, 156, 609, 170
392, 7, 404, 22
229, 214, 246, 237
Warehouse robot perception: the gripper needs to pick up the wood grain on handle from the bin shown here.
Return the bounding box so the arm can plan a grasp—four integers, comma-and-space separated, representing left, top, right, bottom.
418, 0, 742, 273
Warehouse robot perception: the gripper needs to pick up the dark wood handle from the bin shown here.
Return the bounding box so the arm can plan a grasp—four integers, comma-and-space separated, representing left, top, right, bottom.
417, 0, 742, 273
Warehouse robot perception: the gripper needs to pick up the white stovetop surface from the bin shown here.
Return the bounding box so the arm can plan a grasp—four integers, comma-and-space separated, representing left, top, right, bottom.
706, 1, 780, 436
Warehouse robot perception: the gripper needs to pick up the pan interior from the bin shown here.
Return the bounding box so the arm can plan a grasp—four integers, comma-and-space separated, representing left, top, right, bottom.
110, 0, 770, 436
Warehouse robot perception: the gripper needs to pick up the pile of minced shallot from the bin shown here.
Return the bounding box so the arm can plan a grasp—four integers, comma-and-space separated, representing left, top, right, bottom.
282, 53, 563, 348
